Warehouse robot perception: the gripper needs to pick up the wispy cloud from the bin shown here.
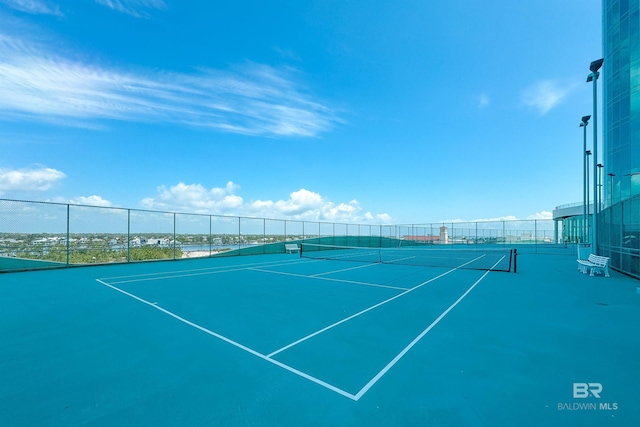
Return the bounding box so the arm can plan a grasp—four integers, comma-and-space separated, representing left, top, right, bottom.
94, 0, 166, 18
441, 216, 519, 223
0, 166, 66, 195
477, 93, 490, 109
0, 33, 340, 137
0, 0, 63, 16
441, 212, 553, 222
68, 195, 113, 207
520, 80, 574, 115
527, 211, 552, 220
141, 182, 392, 223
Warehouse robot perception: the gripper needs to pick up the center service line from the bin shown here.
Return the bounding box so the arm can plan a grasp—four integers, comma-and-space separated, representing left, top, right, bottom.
249, 268, 409, 291
353, 256, 505, 401
266, 255, 487, 358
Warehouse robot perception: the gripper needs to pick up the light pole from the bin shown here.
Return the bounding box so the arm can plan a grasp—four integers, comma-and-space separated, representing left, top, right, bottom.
580, 115, 590, 243
597, 164, 603, 212
587, 58, 603, 252
586, 150, 592, 243
608, 173, 615, 206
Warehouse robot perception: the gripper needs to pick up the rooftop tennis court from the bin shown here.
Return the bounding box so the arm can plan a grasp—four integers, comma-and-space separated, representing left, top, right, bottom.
1, 247, 639, 426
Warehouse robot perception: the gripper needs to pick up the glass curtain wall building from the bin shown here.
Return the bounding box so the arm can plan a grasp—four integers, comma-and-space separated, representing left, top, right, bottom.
599, 0, 640, 278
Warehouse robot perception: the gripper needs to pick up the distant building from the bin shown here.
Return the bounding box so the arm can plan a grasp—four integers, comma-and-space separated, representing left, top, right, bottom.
439, 226, 449, 244
552, 202, 595, 244
402, 235, 439, 242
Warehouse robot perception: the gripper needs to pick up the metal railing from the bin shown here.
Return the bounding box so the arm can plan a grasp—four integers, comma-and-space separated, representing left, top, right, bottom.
0, 198, 565, 272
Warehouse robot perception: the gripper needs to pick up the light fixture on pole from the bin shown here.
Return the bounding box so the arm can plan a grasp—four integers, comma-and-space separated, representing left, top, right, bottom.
586, 150, 592, 243
607, 173, 615, 206
580, 115, 590, 243
597, 164, 603, 212
587, 58, 603, 252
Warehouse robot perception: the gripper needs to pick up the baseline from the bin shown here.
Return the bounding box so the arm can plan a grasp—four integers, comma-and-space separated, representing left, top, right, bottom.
99, 258, 316, 285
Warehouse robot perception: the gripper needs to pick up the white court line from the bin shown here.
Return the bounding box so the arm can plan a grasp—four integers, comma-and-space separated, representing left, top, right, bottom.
95, 279, 357, 401
383, 255, 416, 264
96, 253, 500, 401
98, 258, 314, 281
249, 268, 410, 291
353, 255, 505, 401
266, 254, 487, 358
310, 262, 382, 277
102, 259, 318, 285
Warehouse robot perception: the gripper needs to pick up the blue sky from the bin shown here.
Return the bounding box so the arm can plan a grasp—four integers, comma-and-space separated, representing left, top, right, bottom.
0, 0, 602, 224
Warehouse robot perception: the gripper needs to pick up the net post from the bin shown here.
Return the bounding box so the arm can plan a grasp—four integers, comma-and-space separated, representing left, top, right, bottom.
299, 243, 303, 258
513, 248, 518, 273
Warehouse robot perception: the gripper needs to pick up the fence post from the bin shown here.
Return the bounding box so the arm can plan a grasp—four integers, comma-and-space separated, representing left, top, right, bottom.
66, 204, 70, 266
173, 213, 177, 260
333, 222, 335, 245
127, 209, 131, 262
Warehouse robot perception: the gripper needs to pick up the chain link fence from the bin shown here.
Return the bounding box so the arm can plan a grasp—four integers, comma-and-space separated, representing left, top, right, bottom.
598, 194, 640, 279
0, 198, 565, 272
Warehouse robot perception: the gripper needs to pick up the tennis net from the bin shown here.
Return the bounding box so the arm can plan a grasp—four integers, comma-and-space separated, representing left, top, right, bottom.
300, 243, 513, 272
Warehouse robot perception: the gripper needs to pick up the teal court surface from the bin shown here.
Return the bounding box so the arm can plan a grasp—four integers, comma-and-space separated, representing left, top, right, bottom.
1, 248, 639, 426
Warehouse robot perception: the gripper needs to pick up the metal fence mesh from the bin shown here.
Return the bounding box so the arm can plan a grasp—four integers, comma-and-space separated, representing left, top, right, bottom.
598, 195, 640, 278
0, 198, 565, 272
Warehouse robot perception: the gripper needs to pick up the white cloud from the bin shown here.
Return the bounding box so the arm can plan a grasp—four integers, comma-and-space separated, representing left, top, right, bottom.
94, 0, 166, 18
442, 216, 519, 223
478, 93, 490, 109
527, 211, 552, 220
440, 213, 553, 223
0, 166, 65, 194
141, 181, 244, 214
68, 195, 113, 207
376, 213, 392, 222
140, 182, 391, 223
0, 33, 340, 137
520, 80, 574, 115
0, 0, 63, 16
272, 189, 324, 217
